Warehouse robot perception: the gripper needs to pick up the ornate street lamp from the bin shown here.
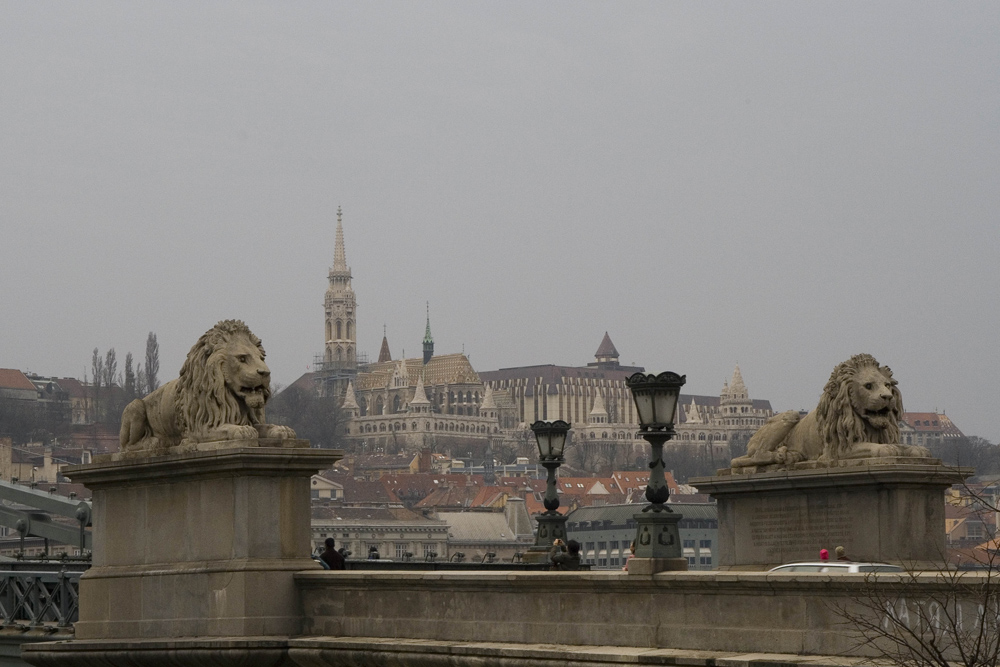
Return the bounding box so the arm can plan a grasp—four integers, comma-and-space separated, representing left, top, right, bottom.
523, 419, 571, 563
626, 371, 688, 572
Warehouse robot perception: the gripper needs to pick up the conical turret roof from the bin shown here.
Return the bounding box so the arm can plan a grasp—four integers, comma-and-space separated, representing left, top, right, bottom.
480, 384, 497, 410
409, 373, 431, 407
685, 397, 701, 423
378, 330, 392, 363
730, 365, 747, 394
342, 381, 359, 410
589, 392, 608, 419
595, 332, 619, 359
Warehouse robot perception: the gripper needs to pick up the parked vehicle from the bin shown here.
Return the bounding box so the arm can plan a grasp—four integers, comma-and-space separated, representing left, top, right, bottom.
768, 562, 903, 573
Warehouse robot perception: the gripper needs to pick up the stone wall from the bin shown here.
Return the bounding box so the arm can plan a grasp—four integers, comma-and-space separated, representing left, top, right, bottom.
296, 569, 982, 659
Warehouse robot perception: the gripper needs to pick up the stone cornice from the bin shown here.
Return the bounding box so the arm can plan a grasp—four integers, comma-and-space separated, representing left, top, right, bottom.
64, 442, 343, 488
691, 461, 972, 495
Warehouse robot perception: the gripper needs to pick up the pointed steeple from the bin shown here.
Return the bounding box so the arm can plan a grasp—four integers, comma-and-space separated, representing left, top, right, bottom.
480, 384, 498, 421
589, 392, 608, 424
342, 381, 359, 416
333, 206, 348, 272
408, 372, 431, 412
480, 385, 497, 411
593, 332, 620, 368
323, 206, 356, 368
685, 397, 701, 424
422, 302, 434, 365
378, 325, 392, 363
730, 364, 747, 395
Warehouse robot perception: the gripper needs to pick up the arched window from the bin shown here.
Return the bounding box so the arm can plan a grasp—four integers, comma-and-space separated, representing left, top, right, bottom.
698, 433, 706, 441
379, 424, 386, 432
336, 321, 342, 340
393, 396, 402, 413
375, 396, 384, 415
325, 321, 331, 341
590, 432, 596, 439
358, 397, 367, 416
346, 321, 353, 340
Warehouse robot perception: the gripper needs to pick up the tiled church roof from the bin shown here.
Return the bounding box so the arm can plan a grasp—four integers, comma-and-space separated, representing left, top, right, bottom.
355, 353, 481, 391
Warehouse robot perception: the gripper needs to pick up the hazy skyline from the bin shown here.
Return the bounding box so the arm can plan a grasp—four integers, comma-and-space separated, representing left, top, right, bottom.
2, 3, 998, 441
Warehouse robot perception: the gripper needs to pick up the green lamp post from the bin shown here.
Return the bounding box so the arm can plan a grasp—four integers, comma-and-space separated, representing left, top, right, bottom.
626, 371, 688, 572
522, 419, 571, 563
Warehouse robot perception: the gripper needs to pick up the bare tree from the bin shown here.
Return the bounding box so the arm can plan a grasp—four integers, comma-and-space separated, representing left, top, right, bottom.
124, 352, 136, 399
834, 484, 1000, 667
144, 332, 160, 394
91, 348, 104, 422
135, 366, 147, 399
267, 385, 345, 450
104, 348, 118, 388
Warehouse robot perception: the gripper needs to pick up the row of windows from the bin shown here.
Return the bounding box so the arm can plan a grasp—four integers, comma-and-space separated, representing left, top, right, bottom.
325, 319, 354, 341
357, 421, 499, 434
585, 539, 713, 552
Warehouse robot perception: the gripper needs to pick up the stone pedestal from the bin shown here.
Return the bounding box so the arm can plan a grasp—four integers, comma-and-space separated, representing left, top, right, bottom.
53, 440, 340, 641
627, 508, 687, 574
691, 460, 971, 570
522, 513, 567, 564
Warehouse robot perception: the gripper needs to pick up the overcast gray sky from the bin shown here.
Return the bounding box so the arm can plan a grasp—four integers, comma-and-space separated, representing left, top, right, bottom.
2, 2, 998, 441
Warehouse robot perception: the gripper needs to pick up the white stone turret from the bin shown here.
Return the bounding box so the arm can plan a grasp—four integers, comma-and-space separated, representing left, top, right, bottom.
588, 392, 608, 424
480, 385, 498, 420
342, 381, 360, 418
408, 373, 431, 414
685, 398, 702, 424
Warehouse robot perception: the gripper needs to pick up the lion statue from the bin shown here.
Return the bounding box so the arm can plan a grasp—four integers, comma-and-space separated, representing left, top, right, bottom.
119, 320, 295, 454
730, 354, 931, 471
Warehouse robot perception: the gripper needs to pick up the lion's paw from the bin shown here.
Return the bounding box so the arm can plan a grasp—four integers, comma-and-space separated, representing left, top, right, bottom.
257, 424, 296, 440
218, 424, 259, 441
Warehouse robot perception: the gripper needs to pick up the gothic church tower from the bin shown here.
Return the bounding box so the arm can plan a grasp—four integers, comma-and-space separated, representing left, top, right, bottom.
324, 207, 357, 369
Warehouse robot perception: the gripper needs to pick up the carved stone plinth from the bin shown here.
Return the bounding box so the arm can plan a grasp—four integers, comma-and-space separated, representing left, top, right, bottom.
626, 508, 687, 574
692, 459, 971, 570
31, 440, 341, 649
522, 513, 568, 564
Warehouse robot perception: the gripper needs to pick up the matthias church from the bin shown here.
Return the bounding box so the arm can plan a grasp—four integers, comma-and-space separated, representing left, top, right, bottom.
294, 210, 775, 463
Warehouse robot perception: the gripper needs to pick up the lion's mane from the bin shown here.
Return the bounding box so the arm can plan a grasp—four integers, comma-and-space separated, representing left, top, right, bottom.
816, 353, 902, 459
176, 319, 269, 435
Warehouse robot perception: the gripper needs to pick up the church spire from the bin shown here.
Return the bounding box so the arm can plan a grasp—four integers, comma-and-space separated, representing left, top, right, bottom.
333, 206, 348, 272
422, 302, 434, 364
378, 325, 392, 363
323, 206, 356, 370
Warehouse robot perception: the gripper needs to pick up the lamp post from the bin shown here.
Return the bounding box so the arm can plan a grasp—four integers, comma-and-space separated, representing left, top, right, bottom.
626, 371, 688, 573
523, 419, 571, 563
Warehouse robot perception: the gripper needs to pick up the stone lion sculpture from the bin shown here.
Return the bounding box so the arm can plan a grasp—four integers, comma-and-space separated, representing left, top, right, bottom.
730, 354, 931, 471
119, 320, 295, 454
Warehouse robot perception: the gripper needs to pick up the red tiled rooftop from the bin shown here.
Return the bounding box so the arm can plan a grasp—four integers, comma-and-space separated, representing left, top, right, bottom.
0, 369, 36, 392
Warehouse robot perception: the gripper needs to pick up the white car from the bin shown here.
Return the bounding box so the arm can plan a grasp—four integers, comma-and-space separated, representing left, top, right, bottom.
768, 562, 904, 573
